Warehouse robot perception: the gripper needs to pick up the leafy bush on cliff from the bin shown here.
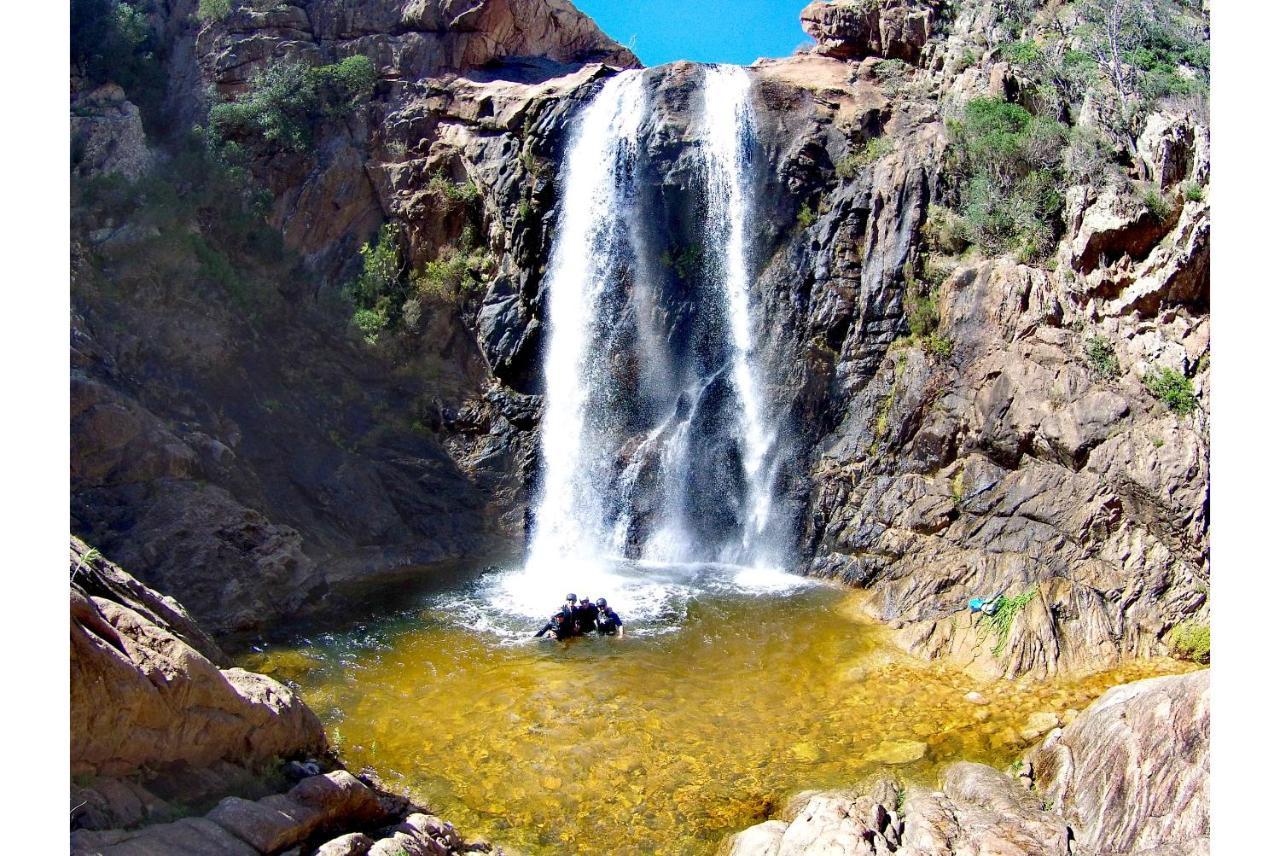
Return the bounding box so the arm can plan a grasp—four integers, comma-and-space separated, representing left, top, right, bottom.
414, 237, 492, 309
208, 56, 377, 153
1143, 367, 1197, 415
346, 224, 408, 341
835, 136, 894, 179
197, 0, 233, 21
1085, 336, 1120, 379
947, 98, 1066, 262
1168, 621, 1209, 663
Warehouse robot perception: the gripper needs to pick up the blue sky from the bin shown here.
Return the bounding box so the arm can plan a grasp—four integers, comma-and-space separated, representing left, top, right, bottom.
574, 0, 815, 66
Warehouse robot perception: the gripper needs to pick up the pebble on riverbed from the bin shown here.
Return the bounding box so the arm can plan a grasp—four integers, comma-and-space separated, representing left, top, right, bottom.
964, 691, 989, 705
1019, 711, 1062, 741
866, 740, 928, 765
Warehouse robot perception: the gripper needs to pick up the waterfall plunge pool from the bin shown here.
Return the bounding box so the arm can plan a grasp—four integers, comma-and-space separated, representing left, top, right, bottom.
242, 563, 1194, 855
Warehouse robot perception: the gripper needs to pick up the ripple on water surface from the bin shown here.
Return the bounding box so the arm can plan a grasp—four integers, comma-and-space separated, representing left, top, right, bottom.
243, 564, 1195, 856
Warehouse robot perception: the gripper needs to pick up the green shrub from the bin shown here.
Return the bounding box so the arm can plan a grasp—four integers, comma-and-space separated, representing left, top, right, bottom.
428, 171, 481, 205
413, 247, 489, 307
1168, 621, 1209, 663
923, 334, 954, 361
1143, 367, 1196, 415
956, 48, 978, 72
835, 136, 894, 179
1141, 186, 1172, 220
922, 205, 969, 255
982, 589, 1037, 655
345, 223, 409, 341
1085, 336, 1119, 380
197, 0, 232, 21
1183, 181, 1204, 202
948, 98, 1067, 261
905, 286, 938, 340
796, 203, 817, 230
999, 40, 1043, 66
208, 55, 376, 153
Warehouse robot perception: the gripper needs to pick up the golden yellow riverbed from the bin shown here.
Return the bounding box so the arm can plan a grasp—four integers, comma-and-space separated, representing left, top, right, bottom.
244, 583, 1192, 855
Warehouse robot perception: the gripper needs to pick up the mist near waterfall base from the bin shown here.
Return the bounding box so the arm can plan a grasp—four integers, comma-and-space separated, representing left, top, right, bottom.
575, 0, 815, 66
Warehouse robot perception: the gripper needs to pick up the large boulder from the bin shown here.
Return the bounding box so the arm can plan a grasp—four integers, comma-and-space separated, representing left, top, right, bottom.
70, 540, 326, 781
725, 670, 1208, 855
800, 0, 942, 64
1029, 671, 1210, 855
70, 83, 153, 181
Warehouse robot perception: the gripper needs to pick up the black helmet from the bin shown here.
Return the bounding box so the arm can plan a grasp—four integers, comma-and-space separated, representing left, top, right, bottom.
596, 598, 607, 607
566, 593, 577, 602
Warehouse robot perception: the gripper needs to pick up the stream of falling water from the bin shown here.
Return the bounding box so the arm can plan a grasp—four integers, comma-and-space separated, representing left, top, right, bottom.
511, 70, 647, 607
701, 65, 776, 565
501, 65, 789, 620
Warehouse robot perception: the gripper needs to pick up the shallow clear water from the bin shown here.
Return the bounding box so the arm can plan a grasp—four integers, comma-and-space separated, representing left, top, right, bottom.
244, 565, 1193, 856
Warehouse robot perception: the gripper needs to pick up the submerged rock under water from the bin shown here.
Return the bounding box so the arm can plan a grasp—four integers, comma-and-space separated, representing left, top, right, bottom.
244, 575, 1194, 856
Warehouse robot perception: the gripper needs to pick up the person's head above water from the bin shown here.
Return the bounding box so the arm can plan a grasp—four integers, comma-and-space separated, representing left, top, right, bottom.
565, 593, 577, 603
596, 598, 607, 608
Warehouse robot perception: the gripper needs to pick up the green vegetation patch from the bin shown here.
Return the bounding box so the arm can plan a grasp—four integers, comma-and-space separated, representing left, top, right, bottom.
208, 55, 377, 153
1168, 621, 1209, 663
1143, 367, 1196, 415
982, 589, 1037, 656
947, 98, 1067, 262
197, 0, 233, 21
1085, 335, 1119, 380
835, 136, 894, 179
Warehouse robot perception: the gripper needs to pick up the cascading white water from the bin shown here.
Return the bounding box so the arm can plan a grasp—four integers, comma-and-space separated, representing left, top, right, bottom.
522, 71, 646, 587
478, 66, 799, 628
701, 65, 777, 565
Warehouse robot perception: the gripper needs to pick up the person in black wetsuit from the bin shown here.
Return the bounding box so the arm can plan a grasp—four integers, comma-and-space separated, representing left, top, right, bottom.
533, 612, 572, 640
574, 594, 600, 634
595, 598, 623, 637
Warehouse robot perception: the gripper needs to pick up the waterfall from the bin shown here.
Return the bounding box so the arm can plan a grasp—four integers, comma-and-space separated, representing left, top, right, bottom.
492, 65, 793, 623
523, 70, 647, 585
701, 65, 776, 565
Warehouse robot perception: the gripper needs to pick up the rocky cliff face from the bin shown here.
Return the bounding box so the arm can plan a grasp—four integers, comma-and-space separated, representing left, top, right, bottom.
725, 669, 1209, 855
71, 0, 1208, 683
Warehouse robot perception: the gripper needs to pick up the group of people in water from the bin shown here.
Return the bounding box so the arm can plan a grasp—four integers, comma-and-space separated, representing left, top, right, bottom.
534, 593, 624, 640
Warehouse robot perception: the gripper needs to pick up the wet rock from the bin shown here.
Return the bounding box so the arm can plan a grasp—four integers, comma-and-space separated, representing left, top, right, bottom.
1019, 711, 1062, 742
963, 691, 987, 704
865, 739, 928, 765
205, 771, 388, 853
316, 833, 376, 856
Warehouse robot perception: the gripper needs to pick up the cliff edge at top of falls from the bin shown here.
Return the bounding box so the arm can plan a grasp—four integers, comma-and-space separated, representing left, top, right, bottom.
71, 0, 1209, 681
725, 669, 1209, 856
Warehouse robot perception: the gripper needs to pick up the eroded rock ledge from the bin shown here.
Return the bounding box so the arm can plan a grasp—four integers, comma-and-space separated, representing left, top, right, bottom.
724, 670, 1209, 856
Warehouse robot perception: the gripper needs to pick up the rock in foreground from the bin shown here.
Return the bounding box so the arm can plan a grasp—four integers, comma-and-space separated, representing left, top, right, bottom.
725, 670, 1208, 855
